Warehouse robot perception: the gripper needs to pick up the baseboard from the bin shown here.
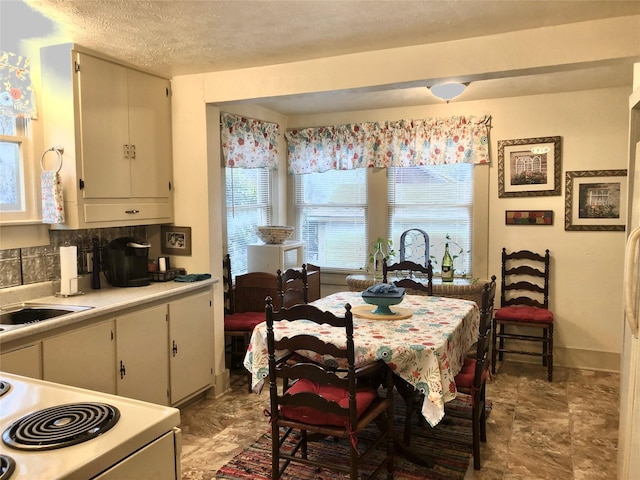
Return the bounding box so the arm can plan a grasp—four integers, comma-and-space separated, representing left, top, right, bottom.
496, 342, 620, 372
207, 370, 231, 399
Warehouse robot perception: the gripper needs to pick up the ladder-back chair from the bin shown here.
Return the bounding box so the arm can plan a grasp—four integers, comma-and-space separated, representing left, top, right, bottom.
492, 248, 554, 381
266, 299, 394, 480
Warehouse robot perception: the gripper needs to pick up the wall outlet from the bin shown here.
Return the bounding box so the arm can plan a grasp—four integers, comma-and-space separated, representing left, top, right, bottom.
86, 252, 93, 272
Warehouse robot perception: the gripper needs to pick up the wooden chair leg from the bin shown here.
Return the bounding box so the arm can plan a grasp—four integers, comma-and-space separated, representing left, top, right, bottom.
491, 318, 498, 374
548, 324, 554, 382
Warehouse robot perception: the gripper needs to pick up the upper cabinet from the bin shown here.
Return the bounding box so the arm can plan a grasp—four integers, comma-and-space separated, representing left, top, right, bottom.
40, 44, 174, 229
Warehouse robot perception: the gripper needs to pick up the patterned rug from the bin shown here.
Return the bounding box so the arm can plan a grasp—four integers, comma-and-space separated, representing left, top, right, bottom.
215, 395, 491, 480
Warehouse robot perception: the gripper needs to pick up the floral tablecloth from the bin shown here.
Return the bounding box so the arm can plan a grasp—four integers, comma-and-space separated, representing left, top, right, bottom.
243, 291, 479, 427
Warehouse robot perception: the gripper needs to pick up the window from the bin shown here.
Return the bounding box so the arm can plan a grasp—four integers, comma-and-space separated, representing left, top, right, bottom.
225, 167, 272, 275
294, 168, 367, 270
293, 164, 475, 276
388, 164, 474, 275
0, 116, 35, 222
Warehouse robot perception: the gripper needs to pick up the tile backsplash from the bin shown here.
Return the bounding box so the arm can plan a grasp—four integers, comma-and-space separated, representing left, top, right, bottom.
0, 226, 147, 289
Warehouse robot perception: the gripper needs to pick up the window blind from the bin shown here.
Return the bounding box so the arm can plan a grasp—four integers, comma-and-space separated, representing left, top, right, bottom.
225, 167, 272, 275
294, 169, 367, 270
388, 164, 474, 276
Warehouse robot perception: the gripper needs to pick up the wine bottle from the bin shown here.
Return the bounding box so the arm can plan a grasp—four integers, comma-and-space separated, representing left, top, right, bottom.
441, 242, 454, 283
374, 244, 384, 281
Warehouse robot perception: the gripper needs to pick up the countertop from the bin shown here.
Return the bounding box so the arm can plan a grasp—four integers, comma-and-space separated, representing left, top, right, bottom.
0, 277, 218, 346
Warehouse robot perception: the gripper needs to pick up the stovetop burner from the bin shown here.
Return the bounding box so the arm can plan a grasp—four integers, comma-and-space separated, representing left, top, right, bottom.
0, 454, 15, 480
2, 402, 120, 451
0, 382, 10, 398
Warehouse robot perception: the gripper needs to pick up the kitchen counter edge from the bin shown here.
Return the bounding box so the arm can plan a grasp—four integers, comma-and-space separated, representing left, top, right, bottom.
0, 278, 218, 346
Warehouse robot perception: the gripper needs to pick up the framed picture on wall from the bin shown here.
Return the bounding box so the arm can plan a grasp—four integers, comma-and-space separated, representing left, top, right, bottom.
498, 136, 562, 197
505, 210, 553, 225
160, 226, 192, 255
564, 169, 627, 231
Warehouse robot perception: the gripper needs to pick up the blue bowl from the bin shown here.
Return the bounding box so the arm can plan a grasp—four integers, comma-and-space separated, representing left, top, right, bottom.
361, 290, 405, 315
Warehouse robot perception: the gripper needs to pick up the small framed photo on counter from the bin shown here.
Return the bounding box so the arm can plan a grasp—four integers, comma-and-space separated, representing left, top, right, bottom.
161, 226, 192, 256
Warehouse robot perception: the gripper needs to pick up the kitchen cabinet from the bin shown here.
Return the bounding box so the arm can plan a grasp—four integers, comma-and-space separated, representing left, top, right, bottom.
116, 304, 169, 405
40, 44, 173, 229
43, 320, 116, 394
168, 289, 214, 405
0, 344, 42, 379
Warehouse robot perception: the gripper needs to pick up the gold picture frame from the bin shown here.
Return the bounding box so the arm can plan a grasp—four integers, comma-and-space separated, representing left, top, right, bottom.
498, 136, 562, 197
564, 170, 627, 231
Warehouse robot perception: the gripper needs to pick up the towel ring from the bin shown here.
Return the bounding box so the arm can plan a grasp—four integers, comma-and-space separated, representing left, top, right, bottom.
41, 146, 64, 173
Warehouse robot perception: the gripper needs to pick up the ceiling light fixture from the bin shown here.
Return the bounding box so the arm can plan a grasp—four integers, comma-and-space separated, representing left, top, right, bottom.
429, 82, 468, 103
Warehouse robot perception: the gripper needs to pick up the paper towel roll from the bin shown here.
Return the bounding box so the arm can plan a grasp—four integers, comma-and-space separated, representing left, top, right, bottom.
60, 245, 78, 295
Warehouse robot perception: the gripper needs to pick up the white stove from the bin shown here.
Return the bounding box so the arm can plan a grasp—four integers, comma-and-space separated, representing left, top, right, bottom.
0, 372, 181, 480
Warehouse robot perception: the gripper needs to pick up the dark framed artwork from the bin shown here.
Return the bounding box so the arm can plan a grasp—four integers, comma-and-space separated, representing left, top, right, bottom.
498, 136, 562, 197
565, 170, 627, 231
505, 210, 553, 225
160, 226, 192, 255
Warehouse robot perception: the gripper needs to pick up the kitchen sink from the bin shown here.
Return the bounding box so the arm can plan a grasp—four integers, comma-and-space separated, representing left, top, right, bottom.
0, 303, 93, 329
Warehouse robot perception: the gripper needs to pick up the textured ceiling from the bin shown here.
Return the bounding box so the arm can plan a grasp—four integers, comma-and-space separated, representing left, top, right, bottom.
7, 0, 640, 114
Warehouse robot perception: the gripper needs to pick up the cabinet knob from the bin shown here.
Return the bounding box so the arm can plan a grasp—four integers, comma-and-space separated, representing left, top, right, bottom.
119, 360, 126, 379
125, 209, 140, 214
172, 340, 178, 356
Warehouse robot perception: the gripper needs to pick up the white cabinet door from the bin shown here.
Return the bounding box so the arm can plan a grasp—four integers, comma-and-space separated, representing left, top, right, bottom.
127, 68, 172, 199
77, 52, 130, 199
169, 290, 213, 405
0, 344, 42, 379
78, 53, 172, 201
116, 304, 169, 405
43, 320, 116, 394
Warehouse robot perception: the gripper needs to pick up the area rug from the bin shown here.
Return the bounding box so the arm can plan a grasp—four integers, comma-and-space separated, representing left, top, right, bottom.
215, 396, 492, 480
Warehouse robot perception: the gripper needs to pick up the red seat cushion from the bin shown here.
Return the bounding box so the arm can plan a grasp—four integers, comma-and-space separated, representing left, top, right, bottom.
454, 357, 487, 389
495, 305, 554, 324
280, 378, 377, 426
224, 312, 264, 331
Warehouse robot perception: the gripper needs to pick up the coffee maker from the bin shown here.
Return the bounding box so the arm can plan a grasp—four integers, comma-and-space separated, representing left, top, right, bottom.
105, 237, 150, 287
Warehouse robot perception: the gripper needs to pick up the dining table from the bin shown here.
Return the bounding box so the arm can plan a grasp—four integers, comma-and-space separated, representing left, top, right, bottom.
243, 290, 479, 427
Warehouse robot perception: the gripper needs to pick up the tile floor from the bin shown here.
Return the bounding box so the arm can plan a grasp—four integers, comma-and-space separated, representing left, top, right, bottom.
179, 362, 620, 479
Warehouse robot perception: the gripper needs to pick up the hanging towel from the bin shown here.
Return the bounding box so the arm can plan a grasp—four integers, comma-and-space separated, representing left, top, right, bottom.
41, 170, 64, 224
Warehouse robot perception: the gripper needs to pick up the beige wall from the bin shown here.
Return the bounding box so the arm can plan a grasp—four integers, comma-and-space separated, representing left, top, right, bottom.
281, 88, 628, 371
172, 82, 629, 374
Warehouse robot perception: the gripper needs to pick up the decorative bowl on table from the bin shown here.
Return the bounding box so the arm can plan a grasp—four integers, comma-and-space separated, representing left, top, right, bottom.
361, 284, 406, 315
255, 225, 294, 244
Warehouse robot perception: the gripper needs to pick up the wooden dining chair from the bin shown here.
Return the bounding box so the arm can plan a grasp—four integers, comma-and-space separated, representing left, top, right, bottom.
492, 248, 554, 381
277, 264, 308, 308
223, 254, 279, 391
382, 258, 433, 295
265, 299, 395, 480
400, 276, 496, 471
449, 275, 497, 470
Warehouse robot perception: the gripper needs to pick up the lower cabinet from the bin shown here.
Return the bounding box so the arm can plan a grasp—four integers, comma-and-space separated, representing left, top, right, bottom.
43, 320, 116, 394
168, 290, 213, 405
116, 304, 169, 405
0, 344, 42, 379
7, 286, 213, 406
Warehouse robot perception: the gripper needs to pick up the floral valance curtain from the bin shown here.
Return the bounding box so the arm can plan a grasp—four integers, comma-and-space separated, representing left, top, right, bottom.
0, 51, 37, 119
220, 112, 280, 169
285, 115, 490, 174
